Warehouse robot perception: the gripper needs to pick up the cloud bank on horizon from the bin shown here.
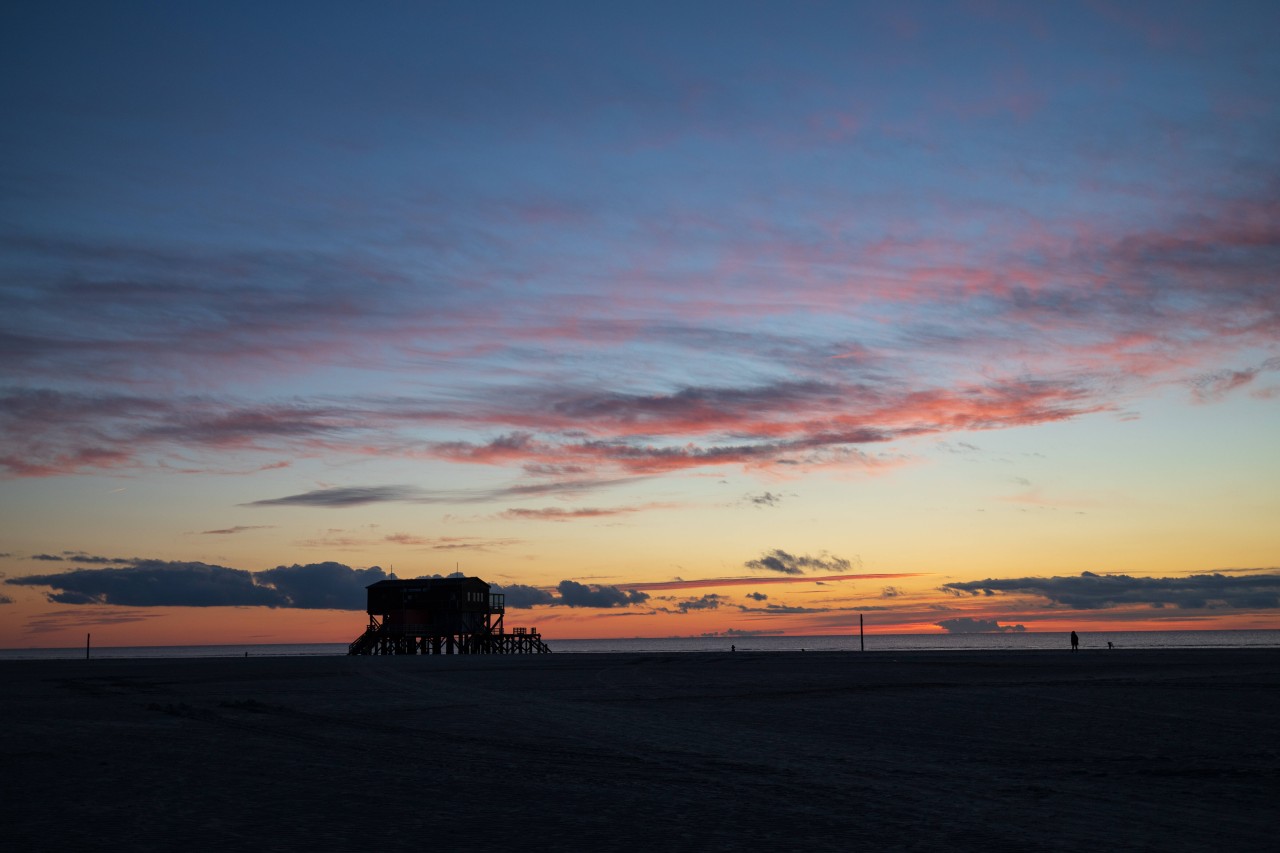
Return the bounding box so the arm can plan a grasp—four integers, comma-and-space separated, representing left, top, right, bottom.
1, 547, 896, 612
9, 558, 1278, 623
942, 571, 1280, 611
936, 617, 1027, 634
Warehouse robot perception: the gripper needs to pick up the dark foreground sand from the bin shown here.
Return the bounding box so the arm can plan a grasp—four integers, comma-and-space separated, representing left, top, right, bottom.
2, 649, 1277, 852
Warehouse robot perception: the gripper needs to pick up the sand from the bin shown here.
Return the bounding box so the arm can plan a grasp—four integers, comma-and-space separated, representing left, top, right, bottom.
2, 648, 1276, 852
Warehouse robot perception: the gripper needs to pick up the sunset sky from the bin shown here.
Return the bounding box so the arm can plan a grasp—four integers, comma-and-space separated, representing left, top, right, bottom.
2, 1, 1278, 648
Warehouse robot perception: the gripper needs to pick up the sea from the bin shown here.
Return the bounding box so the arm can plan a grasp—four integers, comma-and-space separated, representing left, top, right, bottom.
2, 629, 1278, 660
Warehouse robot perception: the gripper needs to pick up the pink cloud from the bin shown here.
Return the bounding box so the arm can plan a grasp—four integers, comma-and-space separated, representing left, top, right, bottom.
5, 174, 1276, 484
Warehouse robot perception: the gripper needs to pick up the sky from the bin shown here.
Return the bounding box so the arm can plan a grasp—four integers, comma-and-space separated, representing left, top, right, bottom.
2, 0, 1278, 648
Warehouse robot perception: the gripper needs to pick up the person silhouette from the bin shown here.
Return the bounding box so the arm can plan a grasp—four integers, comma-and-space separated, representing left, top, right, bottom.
1070, 630, 1079, 652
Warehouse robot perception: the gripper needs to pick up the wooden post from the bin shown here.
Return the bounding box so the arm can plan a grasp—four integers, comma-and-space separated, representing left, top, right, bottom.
86, 633, 91, 660
859, 614, 864, 651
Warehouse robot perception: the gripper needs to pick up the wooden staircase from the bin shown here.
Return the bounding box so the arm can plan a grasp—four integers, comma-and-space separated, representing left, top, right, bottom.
347, 618, 386, 655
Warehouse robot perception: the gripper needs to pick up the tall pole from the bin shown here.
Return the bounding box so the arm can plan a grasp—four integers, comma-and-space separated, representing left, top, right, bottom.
859, 614, 864, 651
86, 633, 90, 660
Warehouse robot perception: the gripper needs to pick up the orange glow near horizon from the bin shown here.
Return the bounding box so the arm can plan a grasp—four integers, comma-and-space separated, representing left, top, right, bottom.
4, 596, 1272, 651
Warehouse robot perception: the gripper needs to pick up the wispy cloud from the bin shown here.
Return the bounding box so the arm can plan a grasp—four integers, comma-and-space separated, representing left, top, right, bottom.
738, 602, 831, 615
621, 573, 921, 592
246, 478, 632, 508
31, 552, 133, 564
2, 246, 1268, 479
199, 525, 274, 535
248, 486, 426, 508
21, 608, 160, 634
1189, 358, 1280, 404
384, 533, 519, 551
499, 504, 671, 522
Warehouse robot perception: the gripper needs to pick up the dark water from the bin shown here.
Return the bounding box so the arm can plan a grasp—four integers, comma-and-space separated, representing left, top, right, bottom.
2, 629, 1277, 660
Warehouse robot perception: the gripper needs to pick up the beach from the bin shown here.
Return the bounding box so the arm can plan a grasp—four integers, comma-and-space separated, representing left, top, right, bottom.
2, 649, 1276, 851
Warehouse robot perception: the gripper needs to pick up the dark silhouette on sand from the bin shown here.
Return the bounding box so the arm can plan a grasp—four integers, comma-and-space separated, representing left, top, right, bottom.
349, 576, 549, 655
1070, 631, 1079, 651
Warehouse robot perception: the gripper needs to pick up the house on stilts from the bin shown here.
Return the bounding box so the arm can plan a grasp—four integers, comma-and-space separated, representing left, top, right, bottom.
347, 576, 550, 655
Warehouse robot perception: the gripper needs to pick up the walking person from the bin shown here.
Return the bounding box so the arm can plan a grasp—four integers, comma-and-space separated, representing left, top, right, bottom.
1070, 630, 1079, 652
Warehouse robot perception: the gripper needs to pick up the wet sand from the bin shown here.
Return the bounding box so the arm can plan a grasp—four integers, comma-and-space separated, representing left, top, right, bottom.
2, 648, 1277, 851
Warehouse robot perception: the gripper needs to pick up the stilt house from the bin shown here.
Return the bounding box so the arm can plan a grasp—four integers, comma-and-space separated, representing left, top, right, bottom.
348, 576, 550, 655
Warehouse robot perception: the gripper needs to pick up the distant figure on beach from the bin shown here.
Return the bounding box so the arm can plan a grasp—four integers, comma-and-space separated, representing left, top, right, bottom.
731, 645, 735, 653
1070, 631, 1079, 652
1107, 641, 1113, 650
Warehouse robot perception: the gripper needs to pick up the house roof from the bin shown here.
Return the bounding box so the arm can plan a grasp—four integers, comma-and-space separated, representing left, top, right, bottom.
366, 576, 490, 590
